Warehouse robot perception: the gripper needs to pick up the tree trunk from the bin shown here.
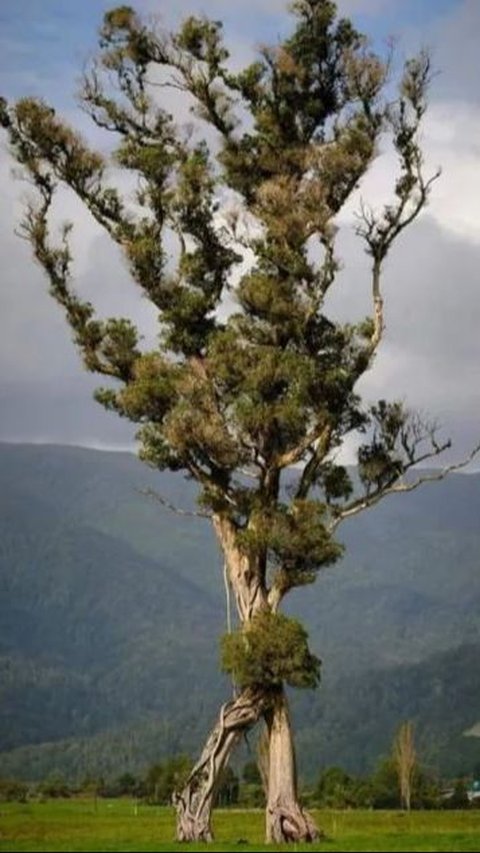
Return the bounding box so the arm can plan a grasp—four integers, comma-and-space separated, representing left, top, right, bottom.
173, 686, 271, 842
174, 514, 320, 843
174, 516, 269, 842
265, 688, 320, 843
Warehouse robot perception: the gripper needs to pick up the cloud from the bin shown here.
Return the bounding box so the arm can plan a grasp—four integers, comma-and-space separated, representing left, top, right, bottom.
424, 104, 480, 245
327, 211, 480, 426
140, 0, 398, 18
336, 100, 480, 248
0, 0, 479, 457
430, 0, 480, 105
0, 378, 137, 448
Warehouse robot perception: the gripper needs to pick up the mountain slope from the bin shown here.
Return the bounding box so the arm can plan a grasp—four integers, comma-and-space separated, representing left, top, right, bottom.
0, 442, 479, 780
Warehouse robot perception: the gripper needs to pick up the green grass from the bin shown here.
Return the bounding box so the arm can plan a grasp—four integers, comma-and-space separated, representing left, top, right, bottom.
1, 800, 480, 852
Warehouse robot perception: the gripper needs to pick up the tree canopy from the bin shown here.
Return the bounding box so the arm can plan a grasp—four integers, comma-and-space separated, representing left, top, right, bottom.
0, 1, 453, 607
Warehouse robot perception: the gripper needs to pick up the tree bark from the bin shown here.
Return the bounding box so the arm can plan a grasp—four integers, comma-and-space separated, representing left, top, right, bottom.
174, 514, 320, 843
173, 686, 271, 841
265, 688, 320, 843
174, 517, 271, 840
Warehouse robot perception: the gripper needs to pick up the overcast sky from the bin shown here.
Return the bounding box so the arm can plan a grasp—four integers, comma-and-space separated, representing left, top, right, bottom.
0, 0, 479, 464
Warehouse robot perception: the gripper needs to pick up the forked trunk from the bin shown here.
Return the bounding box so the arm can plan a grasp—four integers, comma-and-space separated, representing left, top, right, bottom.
174, 517, 269, 842
173, 686, 271, 842
265, 688, 320, 843
174, 515, 320, 843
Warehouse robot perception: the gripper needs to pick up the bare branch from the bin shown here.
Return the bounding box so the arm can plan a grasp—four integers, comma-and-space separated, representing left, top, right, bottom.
354, 52, 441, 371
295, 425, 333, 499
138, 487, 212, 519
329, 442, 480, 532
277, 423, 330, 470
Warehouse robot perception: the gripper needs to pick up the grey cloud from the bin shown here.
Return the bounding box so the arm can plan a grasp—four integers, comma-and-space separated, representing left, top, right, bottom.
0, 180, 79, 383
2, 200, 479, 455
140, 0, 397, 18
327, 214, 480, 454
330, 217, 480, 373
0, 378, 136, 448
0, 172, 158, 446
1, 0, 479, 457
430, 0, 480, 104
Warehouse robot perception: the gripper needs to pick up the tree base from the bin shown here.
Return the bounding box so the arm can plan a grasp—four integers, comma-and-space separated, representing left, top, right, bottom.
173, 811, 213, 843
266, 800, 321, 843
265, 688, 322, 843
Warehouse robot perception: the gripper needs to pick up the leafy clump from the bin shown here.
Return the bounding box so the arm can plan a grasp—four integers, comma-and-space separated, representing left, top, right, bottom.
221, 611, 321, 690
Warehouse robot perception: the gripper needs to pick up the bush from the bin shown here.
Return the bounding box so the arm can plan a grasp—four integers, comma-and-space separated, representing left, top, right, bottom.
144, 755, 192, 805
215, 766, 239, 806
38, 774, 71, 799
238, 782, 265, 808
0, 778, 28, 803
316, 766, 373, 809
443, 780, 470, 810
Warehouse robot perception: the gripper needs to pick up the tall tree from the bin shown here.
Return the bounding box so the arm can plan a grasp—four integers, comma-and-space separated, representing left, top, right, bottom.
393, 720, 417, 811
1, 0, 476, 842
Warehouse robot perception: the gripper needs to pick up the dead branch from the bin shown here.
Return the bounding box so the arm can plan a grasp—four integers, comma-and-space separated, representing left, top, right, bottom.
329, 441, 480, 532
137, 487, 212, 519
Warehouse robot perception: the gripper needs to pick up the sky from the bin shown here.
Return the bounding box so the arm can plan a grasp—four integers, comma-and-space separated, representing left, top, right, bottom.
0, 0, 479, 464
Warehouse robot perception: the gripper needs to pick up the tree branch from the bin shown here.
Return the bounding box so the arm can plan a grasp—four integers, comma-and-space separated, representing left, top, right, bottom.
277, 423, 330, 470
295, 425, 333, 499
138, 487, 212, 519
355, 52, 441, 370
329, 442, 480, 532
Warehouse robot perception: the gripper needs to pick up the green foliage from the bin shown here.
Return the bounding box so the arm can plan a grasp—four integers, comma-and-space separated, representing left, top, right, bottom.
369, 757, 440, 810
316, 766, 370, 808
238, 782, 265, 809
0, 0, 442, 621
0, 778, 28, 803
239, 761, 265, 807
221, 611, 320, 689
215, 765, 240, 807
144, 756, 192, 805
314, 761, 441, 811
444, 780, 471, 810
38, 774, 71, 799
242, 761, 262, 786
369, 758, 401, 809
115, 773, 141, 797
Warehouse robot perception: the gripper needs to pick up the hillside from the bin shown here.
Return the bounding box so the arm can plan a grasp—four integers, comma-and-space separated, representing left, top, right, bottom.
0, 442, 479, 780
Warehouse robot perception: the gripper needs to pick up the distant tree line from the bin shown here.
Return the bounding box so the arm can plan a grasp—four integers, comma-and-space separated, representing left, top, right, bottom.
1, 757, 479, 810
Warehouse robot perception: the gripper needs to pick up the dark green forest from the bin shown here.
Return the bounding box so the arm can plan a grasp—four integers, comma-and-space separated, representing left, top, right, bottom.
1, 442, 479, 782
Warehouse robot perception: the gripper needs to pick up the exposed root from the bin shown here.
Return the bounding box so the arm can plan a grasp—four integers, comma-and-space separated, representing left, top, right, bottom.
267, 800, 321, 843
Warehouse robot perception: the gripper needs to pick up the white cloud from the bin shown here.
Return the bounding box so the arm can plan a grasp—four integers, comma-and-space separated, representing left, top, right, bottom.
335, 100, 480, 248
1, 0, 480, 455
141, 0, 398, 17
424, 103, 480, 245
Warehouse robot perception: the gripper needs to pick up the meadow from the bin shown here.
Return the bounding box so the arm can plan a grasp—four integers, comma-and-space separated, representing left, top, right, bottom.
1, 800, 480, 852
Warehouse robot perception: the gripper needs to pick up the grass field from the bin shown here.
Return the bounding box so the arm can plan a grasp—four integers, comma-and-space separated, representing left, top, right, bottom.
1, 800, 480, 852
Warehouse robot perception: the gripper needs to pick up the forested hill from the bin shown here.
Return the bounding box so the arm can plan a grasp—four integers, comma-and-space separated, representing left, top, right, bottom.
0, 442, 479, 781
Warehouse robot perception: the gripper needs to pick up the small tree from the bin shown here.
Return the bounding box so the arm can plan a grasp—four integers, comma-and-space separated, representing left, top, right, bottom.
144, 756, 192, 804
1, 0, 477, 843
0, 778, 29, 804
444, 779, 470, 810
242, 760, 262, 787
316, 766, 356, 809
370, 756, 401, 809
393, 721, 417, 811
215, 765, 240, 806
